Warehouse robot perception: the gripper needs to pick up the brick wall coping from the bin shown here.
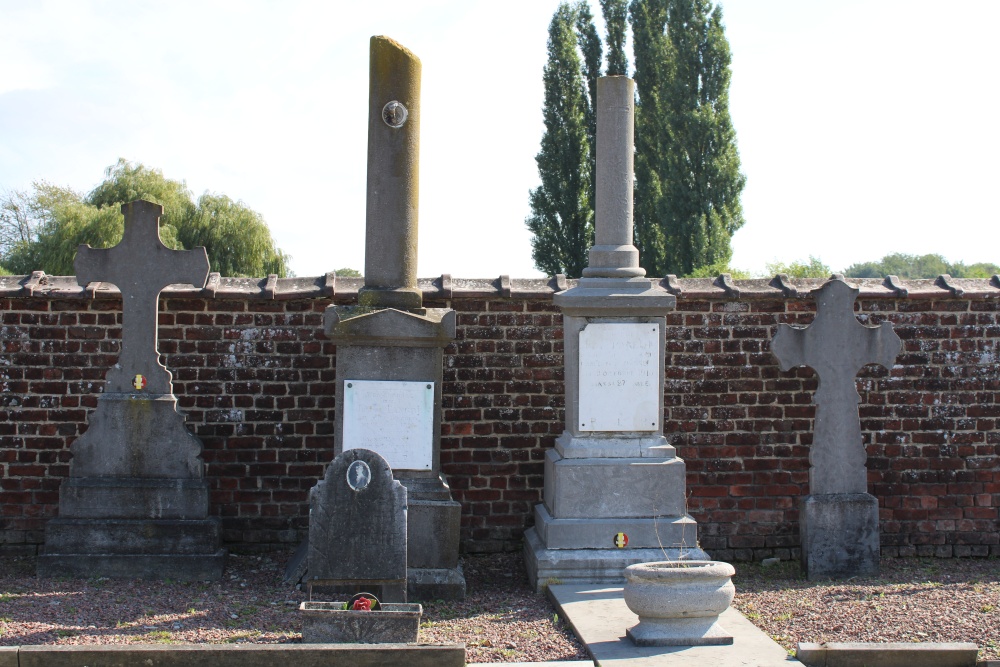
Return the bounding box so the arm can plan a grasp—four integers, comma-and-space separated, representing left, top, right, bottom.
3, 271, 999, 301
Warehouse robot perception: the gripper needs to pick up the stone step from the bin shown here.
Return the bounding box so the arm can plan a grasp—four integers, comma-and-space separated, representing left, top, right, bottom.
36, 550, 226, 582
796, 642, 980, 667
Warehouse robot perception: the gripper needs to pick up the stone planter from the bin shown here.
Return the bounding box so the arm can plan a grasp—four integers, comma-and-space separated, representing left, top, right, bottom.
300, 601, 423, 643
623, 560, 735, 646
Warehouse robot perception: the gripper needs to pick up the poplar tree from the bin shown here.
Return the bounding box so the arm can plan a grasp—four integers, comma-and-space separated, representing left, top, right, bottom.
630, 0, 746, 276
601, 0, 629, 75
526, 2, 595, 277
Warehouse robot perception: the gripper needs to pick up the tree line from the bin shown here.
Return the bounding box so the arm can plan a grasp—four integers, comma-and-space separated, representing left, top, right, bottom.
528, 0, 745, 279
0, 160, 290, 278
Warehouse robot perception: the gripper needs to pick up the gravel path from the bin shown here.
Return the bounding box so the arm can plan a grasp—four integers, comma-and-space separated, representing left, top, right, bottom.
0, 551, 997, 662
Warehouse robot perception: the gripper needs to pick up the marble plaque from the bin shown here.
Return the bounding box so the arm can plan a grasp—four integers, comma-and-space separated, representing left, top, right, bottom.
342, 380, 434, 470
579, 322, 660, 432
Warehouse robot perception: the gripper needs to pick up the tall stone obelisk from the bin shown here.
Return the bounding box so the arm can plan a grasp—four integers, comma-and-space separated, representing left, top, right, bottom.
524, 77, 708, 590
321, 36, 464, 600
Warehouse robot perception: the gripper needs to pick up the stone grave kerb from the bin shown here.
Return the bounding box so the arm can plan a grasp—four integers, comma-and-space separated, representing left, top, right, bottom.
771, 276, 901, 580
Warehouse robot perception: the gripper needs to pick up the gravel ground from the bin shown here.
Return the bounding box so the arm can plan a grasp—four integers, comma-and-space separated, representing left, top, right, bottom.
1, 551, 997, 662
732, 557, 1000, 662
0, 550, 588, 663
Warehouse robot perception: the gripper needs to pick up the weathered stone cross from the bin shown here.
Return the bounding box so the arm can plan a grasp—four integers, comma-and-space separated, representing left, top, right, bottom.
771, 278, 901, 496
75, 200, 209, 395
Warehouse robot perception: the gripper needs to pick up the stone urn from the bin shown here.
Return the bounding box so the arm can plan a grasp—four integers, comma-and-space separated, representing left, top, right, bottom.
623, 560, 736, 646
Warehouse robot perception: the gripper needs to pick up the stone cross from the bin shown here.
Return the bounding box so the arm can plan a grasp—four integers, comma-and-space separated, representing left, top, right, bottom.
74, 200, 209, 395
771, 278, 901, 495
360, 35, 423, 311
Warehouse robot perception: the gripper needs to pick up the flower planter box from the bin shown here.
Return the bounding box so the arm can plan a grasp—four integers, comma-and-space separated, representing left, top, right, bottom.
299, 601, 423, 643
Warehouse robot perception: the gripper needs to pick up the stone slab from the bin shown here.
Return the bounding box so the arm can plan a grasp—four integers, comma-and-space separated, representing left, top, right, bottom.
800, 493, 879, 580
533, 504, 698, 550
548, 584, 800, 666
555, 433, 675, 459
58, 477, 209, 520
0, 647, 15, 667
36, 550, 225, 581
523, 527, 708, 592
544, 449, 687, 519
43, 518, 220, 554
796, 641, 979, 667
578, 322, 661, 432
342, 380, 434, 470
15, 643, 465, 667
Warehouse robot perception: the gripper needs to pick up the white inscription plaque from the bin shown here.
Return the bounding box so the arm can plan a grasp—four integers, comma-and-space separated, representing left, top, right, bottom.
342, 380, 434, 470
579, 322, 660, 432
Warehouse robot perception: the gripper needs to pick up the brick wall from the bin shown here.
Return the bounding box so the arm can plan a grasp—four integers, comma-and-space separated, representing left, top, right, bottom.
1, 273, 997, 560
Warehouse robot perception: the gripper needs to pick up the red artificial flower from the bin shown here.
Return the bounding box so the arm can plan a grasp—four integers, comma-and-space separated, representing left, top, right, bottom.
351, 597, 373, 611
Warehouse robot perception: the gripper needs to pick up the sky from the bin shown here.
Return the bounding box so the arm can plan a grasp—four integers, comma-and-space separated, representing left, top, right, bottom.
1, 0, 997, 279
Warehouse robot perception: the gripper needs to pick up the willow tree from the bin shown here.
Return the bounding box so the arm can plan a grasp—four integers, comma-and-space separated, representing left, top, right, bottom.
1, 160, 289, 277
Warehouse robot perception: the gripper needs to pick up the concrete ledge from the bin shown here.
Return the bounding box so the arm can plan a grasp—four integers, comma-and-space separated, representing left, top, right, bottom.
796, 641, 979, 667
11, 643, 465, 667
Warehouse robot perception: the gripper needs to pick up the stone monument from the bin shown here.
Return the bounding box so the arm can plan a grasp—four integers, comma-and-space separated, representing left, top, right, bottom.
38, 200, 225, 581
524, 76, 708, 590
307, 448, 407, 602
323, 36, 464, 600
772, 277, 901, 579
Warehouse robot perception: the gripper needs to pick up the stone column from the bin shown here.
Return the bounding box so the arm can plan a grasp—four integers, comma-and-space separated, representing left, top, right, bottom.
319, 36, 464, 600
524, 77, 707, 591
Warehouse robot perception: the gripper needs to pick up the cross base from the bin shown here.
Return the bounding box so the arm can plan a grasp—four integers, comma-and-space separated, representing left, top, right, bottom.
800, 493, 879, 580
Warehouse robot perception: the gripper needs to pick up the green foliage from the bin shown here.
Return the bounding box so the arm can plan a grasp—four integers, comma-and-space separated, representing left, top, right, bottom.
526, 2, 595, 278
631, 0, 746, 277
335, 267, 362, 277
601, 0, 629, 75
686, 259, 751, 279
765, 256, 831, 279
0, 160, 289, 278
844, 253, 999, 279
181, 193, 289, 278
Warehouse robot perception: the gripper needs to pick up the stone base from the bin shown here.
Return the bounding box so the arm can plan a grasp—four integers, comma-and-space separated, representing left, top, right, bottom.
523, 527, 708, 593
58, 477, 210, 520
543, 449, 687, 519
37, 549, 226, 581
800, 492, 879, 581
626, 616, 733, 646
408, 566, 466, 601
43, 518, 221, 555
533, 504, 698, 550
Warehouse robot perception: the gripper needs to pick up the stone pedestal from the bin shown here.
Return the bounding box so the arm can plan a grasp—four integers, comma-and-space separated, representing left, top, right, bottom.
523, 280, 708, 590
800, 493, 880, 580
38, 395, 224, 581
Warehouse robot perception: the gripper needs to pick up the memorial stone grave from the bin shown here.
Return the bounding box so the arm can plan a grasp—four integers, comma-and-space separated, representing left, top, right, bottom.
772, 277, 901, 579
524, 76, 708, 591
307, 447, 407, 602
321, 36, 464, 599
37, 200, 225, 581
